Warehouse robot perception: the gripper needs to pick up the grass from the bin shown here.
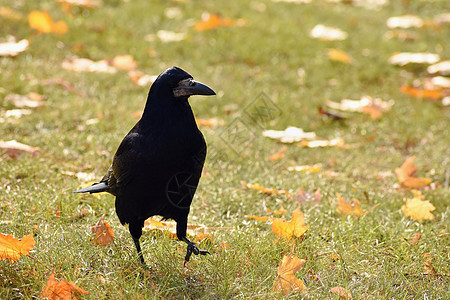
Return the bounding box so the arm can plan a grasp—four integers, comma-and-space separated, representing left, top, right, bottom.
1, 0, 449, 298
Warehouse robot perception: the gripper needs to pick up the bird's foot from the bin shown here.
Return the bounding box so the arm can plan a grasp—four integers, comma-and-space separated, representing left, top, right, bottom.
184, 242, 210, 263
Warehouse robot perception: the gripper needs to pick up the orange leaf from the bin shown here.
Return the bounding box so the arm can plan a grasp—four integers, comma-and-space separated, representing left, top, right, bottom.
330, 287, 353, 299
336, 193, 366, 217
112, 55, 137, 71
194, 13, 245, 31
271, 208, 309, 241
91, 215, 114, 246
273, 254, 307, 295
395, 156, 431, 188
241, 181, 290, 196
327, 49, 353, 64
401, 195, 435, 222
411, 232, 422, 245
0, 233, 35, 262
41, 271, 89, 300
28, 11, 67, 34
267, 205, 287, 215
400, 85, 442, 100
269, 146, 286, 161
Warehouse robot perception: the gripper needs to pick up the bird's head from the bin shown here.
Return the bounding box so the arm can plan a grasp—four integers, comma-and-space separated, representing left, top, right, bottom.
154, 67, 216, 100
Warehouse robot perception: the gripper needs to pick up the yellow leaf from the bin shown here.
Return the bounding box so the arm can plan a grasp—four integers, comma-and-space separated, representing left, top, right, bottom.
194, 13, 245, 31
327, 49, 353, 64
28, 11, 68, 34
273, 254, 307, 295
401, 196, 435, 222
395, 156, 431, 188
271, 208, 310, 241
241, 181, 290, 196
336, 193, 365, 217
0, 233, 35, 262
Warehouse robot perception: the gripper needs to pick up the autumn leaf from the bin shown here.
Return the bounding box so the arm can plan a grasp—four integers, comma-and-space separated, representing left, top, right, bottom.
400, 85, 443, 100
395, 156, 431, 188
411, 232, 422, 245
128, 70, 157, 87
91, 215, 114, 246
241, 181, 290, 196
271, 208, 310, 241
269, 146, 286, 161
389, 52, 440, 66
28, 11, 68, 34
194, 13, 245, 31
0, 140, 40, 159
112, 54, 137, 71
244, 215, 271, 221
273, 254, 307, 295
62, 57, 117, 73
263, 127, 316, 143
401, 194, 435, 222
0, 233, 35, 262
386, 15, 424, 29
298, 138, 345, 148
294, 188, 321, 205
336, 193, 366, 218
41, 271, 89, 300
195, 117, 225, 127
326, 96, 394, 118
310, 24, 348, 41
288, 165, 322, 173
427, 60, 450, 75
330, 287, 353, 299
327, 49, 353, 64
267, 205, 287, 215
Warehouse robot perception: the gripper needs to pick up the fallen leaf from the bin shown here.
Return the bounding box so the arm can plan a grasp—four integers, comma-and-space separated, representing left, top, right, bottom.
57, 0, 100, 8
401, 195, 435, 222
267, 205, 287, 215
195, 117, 225, 127
400, 85, 443, 100
430, 76, 450, 89
0, 6, 23, 20
244, 215, 270, 221
294, 188, 321, 205
433, 13, 450, 25
395, 156, 431, 188
386, 15, 424, 29
145, 30, 187, 43
330, 287, 353, 299
0, 140, 40, 159
0, 233, 35, 262
269, 146, 286, 161
327, 49, 353, 64
0, 39, 28, 56
5, 93, 45, 108
423, 261, 436, 274
287, 165, 322, 173
411, 232, 422, 245
241, 181, 290, 196
310, 24, 348, 41
91, 215, 114, 246
384, 30, 418, 41
271, 208, 310, 241
273, 254, 307, 295
427, 61, 450, 75
28, 11, 68, 34
263, 127, 316, 143
194, 13, 246, 31
41, 271, 89, 300
112, 54, 137, 71
389, 52, 440, 66
62, 57, 117, 73
326, 96, 394, 118
128, 70, 157, 87
336, 193, 366, 218
298, 138, 345, 148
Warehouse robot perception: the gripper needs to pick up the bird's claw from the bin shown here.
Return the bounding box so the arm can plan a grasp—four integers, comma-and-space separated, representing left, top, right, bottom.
184, 242, 210, 263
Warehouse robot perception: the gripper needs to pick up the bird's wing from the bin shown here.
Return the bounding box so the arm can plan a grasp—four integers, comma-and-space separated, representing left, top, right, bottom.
110, 132, 143, 187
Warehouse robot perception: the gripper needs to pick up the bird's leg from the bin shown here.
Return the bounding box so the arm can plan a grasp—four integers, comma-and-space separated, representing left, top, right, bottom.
176, 217, 209, 263
129, 222, 146, 265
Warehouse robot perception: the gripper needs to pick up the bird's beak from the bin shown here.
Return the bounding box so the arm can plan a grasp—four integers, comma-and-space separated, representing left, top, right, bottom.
173, 80, 216, 98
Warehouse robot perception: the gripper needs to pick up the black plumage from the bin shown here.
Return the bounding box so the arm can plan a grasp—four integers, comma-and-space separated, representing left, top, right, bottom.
75, 67, 215, 264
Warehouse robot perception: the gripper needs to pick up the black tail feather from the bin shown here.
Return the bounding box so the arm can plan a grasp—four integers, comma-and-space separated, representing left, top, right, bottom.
73, 182, 109, 194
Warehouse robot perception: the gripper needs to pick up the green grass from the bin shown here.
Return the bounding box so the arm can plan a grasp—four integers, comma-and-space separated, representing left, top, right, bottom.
1, 0, 449, 298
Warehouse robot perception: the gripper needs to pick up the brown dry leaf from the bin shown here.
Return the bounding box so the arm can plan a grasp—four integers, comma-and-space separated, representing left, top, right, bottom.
41, 271, 89, 300
28, 11, 68, 34
194, 13, 246, 31
0, 233, 35, 262
128, 70, 157, 87
336, 193, 366, 218
271, 208, 310, 241
327, 49, 353, 64
269, 146, 286, 161
411, 232, 422, 245
244, 215, 271, 221
401, 194, 435, 222
112, 55, 137, 71
91, 215, 114, 246
0, 140, 40, 159
263, 127, 316, 143
395, 156, 431, 188
0, 39, 28, 56
273, 254, 307, 295
400, 85, 443, 100
241, 181, 290, 196
62, 57, 117, 73
310, 24, 348, 41
330, 287, 353, 299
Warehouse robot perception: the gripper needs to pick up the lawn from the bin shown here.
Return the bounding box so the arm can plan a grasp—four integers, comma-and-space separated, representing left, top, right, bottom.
0, 0, 449, 298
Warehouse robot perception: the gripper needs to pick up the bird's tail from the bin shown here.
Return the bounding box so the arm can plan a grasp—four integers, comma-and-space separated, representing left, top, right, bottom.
73, 182, 109, 194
